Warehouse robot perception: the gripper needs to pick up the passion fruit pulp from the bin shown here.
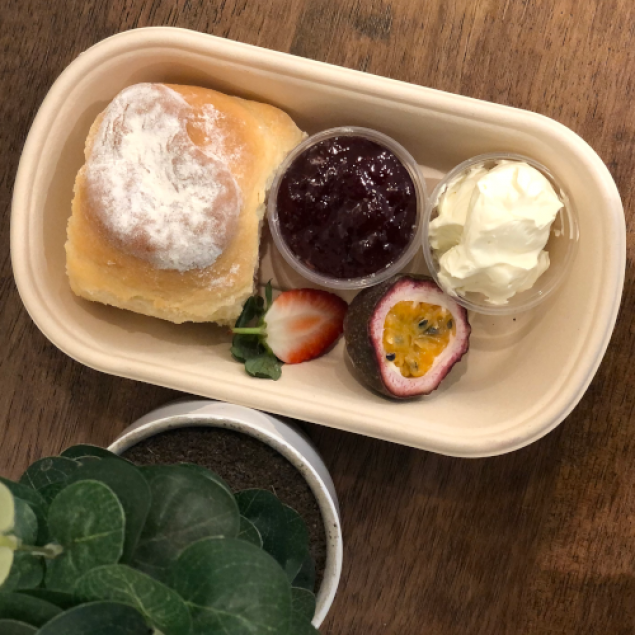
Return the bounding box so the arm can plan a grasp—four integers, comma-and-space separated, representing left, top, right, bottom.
344, 275, 470, 398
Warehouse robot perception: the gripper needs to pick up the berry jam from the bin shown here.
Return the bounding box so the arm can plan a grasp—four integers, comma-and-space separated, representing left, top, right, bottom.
275, 135, 418, 280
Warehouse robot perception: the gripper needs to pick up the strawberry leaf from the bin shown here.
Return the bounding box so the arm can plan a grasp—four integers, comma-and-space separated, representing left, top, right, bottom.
231, 296, 267, 363
232, 289, 283, 379
230, 338, 265, 364
265, 280, 273, 310
235, 295, 265, 328
245, 355, 282, 380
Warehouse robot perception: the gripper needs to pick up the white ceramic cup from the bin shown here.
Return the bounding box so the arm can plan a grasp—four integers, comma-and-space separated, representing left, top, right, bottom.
108, 399, 343, 628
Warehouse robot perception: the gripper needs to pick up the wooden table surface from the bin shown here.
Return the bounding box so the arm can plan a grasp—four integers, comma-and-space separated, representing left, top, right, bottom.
2, 1, 634, 633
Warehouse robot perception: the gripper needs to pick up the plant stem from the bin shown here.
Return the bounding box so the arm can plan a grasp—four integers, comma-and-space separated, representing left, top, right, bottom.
16, 543, 63, 559
232, 327, 266, 335
0, 535, 18, 550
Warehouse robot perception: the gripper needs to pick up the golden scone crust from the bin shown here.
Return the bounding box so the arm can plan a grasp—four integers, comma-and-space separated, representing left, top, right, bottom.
66, 83, 304, 324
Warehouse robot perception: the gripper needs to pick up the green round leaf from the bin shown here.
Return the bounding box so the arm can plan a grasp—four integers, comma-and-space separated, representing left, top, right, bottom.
0, 481, 15, 533
37, 601, 151, 635
289, 613, 320, 635
61, 446, 125, 461
76, 564, 191, 635
0, 592, 62, 627
236, 490, 311, 580
291, 587, 316, 623
45, 481, 125, 592
19, 589, 78, 610
132, 466, 239, 581
1, 553, 44, 592
281, 505, 310, 583
19, 458, 79, 492
0, 547, 14, 587
292, 553, 316, 592
0, 619, 37, 635
74, 456, 102, 467
37, 483, 66, 505
0, 479, 48, 545
0, 480, 47, 514
177, 464, 232, 496
13, 498, 38, 544
0, 498, 43, 591
237, 516, 263, 548
172, 537, 291, 635
235, 490, 286, 565
66, 459, 151, 563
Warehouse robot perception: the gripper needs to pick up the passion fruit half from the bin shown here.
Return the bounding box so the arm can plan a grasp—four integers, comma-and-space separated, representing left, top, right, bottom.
344, 275, 470, 398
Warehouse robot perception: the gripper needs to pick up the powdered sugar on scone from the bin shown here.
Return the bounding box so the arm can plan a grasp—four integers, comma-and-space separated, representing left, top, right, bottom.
84, 83, 242, 272
191, 104, 245, 172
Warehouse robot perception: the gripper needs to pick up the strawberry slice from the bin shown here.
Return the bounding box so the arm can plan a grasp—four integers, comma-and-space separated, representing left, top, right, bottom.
265, 289, 348, 363
233, 289, 348, 364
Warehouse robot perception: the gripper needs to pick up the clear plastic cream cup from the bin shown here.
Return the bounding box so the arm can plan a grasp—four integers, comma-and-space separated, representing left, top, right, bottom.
422, 152, 579, 315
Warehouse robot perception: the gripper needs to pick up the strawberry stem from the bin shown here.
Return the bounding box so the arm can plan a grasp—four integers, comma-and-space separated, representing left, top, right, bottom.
232, 327, 266, 335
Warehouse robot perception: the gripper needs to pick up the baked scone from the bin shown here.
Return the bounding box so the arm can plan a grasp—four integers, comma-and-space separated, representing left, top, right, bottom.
66, 83, 304, 324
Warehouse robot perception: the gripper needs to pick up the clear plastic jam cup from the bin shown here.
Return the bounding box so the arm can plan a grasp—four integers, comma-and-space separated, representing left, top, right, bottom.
268, 127, 429, 291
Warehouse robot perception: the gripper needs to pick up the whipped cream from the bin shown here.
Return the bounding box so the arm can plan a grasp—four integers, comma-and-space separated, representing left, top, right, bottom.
429, 160, 563, 305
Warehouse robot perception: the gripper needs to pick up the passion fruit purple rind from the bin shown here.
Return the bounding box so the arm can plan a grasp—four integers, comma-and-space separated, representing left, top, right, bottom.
344, 275, 470, 398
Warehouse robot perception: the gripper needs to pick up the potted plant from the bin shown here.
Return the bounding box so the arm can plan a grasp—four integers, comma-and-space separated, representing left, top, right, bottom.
0, 403, 341, 635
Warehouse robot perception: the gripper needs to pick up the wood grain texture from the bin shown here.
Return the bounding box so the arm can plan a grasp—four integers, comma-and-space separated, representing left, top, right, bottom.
1, 0, 635, 633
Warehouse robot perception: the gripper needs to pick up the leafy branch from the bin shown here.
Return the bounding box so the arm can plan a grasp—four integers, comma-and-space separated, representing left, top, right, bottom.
0, 445, 320, 634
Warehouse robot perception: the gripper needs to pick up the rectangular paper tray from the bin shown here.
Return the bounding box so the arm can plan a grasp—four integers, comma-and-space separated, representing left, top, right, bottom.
11, 27, 625, 457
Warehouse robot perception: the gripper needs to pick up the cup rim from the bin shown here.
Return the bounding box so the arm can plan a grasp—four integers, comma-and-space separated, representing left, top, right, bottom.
267, 126, 428, 290
422, 152, 580, 315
